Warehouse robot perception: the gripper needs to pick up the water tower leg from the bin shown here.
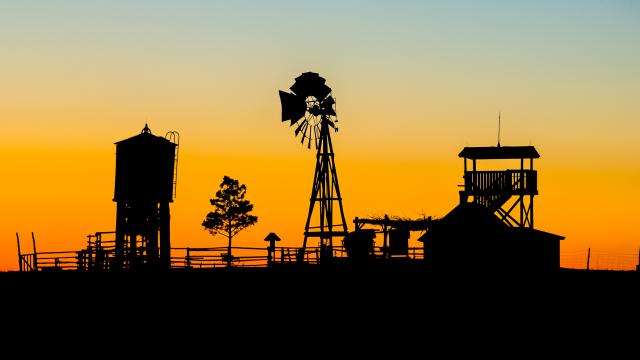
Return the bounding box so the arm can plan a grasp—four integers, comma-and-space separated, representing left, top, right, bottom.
147, 203, 159, 267
159, 202, 171, 269
114, 202, 126, 270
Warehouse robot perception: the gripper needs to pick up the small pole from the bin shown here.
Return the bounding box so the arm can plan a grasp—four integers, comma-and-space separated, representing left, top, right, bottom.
267, 240, 275, 265
31, 232, 38, 272
16, 233, 22, 272
636, 248, 640, 272
586, 247, 591, 271
383, 215, 389, 259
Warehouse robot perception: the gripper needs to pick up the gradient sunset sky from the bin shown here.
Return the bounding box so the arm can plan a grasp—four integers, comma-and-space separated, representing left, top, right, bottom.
1, 0, 639, 270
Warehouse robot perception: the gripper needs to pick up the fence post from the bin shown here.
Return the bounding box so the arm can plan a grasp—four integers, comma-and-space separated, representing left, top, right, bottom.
586, 247, 591, 271
88, 243, 94, 271
77, 251, 83, 271
31, 232, 38, 272
16, 233, 22, 272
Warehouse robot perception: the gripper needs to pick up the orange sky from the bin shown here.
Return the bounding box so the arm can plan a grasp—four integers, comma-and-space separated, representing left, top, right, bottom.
2, 1, 639, 270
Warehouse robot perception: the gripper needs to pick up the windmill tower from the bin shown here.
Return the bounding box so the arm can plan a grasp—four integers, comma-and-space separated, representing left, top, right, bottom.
279, 72, 348, 261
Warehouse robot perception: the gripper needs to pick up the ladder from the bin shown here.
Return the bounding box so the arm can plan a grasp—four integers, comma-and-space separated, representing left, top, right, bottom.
165, 131, 180, 198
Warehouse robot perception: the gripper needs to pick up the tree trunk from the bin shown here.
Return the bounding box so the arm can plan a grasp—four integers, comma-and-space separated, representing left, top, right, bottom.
227, 222, 232, 268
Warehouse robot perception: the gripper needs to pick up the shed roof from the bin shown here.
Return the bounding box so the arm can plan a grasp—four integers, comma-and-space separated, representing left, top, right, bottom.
458, 146, 539, 160
505, 227, 565, 241
264, 232, 281, 242
417, 202, 564, 243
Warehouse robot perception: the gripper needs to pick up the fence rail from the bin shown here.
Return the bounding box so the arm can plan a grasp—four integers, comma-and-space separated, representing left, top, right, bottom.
16, 240, 635, 272
18, 244, 425, 272
561, 249, 639, 271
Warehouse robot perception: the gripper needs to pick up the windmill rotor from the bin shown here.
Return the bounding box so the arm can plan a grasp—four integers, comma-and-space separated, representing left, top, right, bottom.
279, 72, 338, 149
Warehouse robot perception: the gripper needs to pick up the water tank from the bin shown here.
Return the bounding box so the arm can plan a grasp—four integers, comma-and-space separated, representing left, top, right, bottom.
113, 124, 177, 203
344, 229, 376, 261
389, 228, 409, 255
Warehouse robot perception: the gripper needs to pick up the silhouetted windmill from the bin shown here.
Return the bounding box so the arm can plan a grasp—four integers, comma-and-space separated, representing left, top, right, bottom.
279, 72, 348, 261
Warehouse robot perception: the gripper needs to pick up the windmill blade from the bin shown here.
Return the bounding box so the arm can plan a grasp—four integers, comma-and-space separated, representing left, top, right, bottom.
321, 96, 336, 116
290, 72, 331, 100
314, 126, 321, 148
322, 96, 335, 107
279, 91, 307, 123
295, 120, 308, 137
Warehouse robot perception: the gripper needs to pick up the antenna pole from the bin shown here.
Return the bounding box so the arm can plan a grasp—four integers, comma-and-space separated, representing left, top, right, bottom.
497, 112, 501, 147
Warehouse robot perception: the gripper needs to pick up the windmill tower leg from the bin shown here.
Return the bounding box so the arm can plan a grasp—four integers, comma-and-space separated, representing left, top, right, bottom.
301, 120, 348, 263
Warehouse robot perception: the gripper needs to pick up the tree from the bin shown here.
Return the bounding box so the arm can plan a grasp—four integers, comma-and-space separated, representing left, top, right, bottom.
202, 176, 258, 267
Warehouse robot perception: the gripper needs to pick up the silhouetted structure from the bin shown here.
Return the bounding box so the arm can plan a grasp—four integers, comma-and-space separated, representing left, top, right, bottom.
343, 229, 376, 262
353, 216, 434, 258
113, 125, 178, 270
421, 145, 564, 271
459, 145, 538, 228
279, 72, 348, 262
420, 203, 563, 271
264, 232, 281, 265
78, 231, 116, 271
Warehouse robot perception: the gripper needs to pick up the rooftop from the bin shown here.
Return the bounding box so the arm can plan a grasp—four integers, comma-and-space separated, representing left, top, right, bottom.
115, 124, 176, 146
458, 146, 540, 160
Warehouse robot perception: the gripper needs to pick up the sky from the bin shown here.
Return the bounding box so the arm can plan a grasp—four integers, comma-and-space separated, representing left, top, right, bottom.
1, 0, 639, 270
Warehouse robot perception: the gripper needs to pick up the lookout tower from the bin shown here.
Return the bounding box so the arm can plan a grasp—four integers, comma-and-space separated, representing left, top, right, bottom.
113, 124, 179, 269
458, 145, 539, 228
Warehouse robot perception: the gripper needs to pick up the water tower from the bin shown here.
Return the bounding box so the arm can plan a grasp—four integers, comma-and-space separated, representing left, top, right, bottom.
113, 124, 178, 269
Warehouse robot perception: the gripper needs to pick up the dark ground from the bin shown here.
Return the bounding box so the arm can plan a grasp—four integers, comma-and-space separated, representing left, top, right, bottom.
2, 266, 638, 350
3, 265, 638, 306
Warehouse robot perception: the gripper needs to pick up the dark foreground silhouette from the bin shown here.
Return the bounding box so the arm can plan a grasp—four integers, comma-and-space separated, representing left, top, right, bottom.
2, 267, 637, 350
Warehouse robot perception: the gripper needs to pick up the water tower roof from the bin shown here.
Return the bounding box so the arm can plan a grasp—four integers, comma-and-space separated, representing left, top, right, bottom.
115, 124, 176, 147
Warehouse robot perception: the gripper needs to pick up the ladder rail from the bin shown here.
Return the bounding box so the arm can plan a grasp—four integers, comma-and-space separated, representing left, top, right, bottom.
165, 131, 180, 198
